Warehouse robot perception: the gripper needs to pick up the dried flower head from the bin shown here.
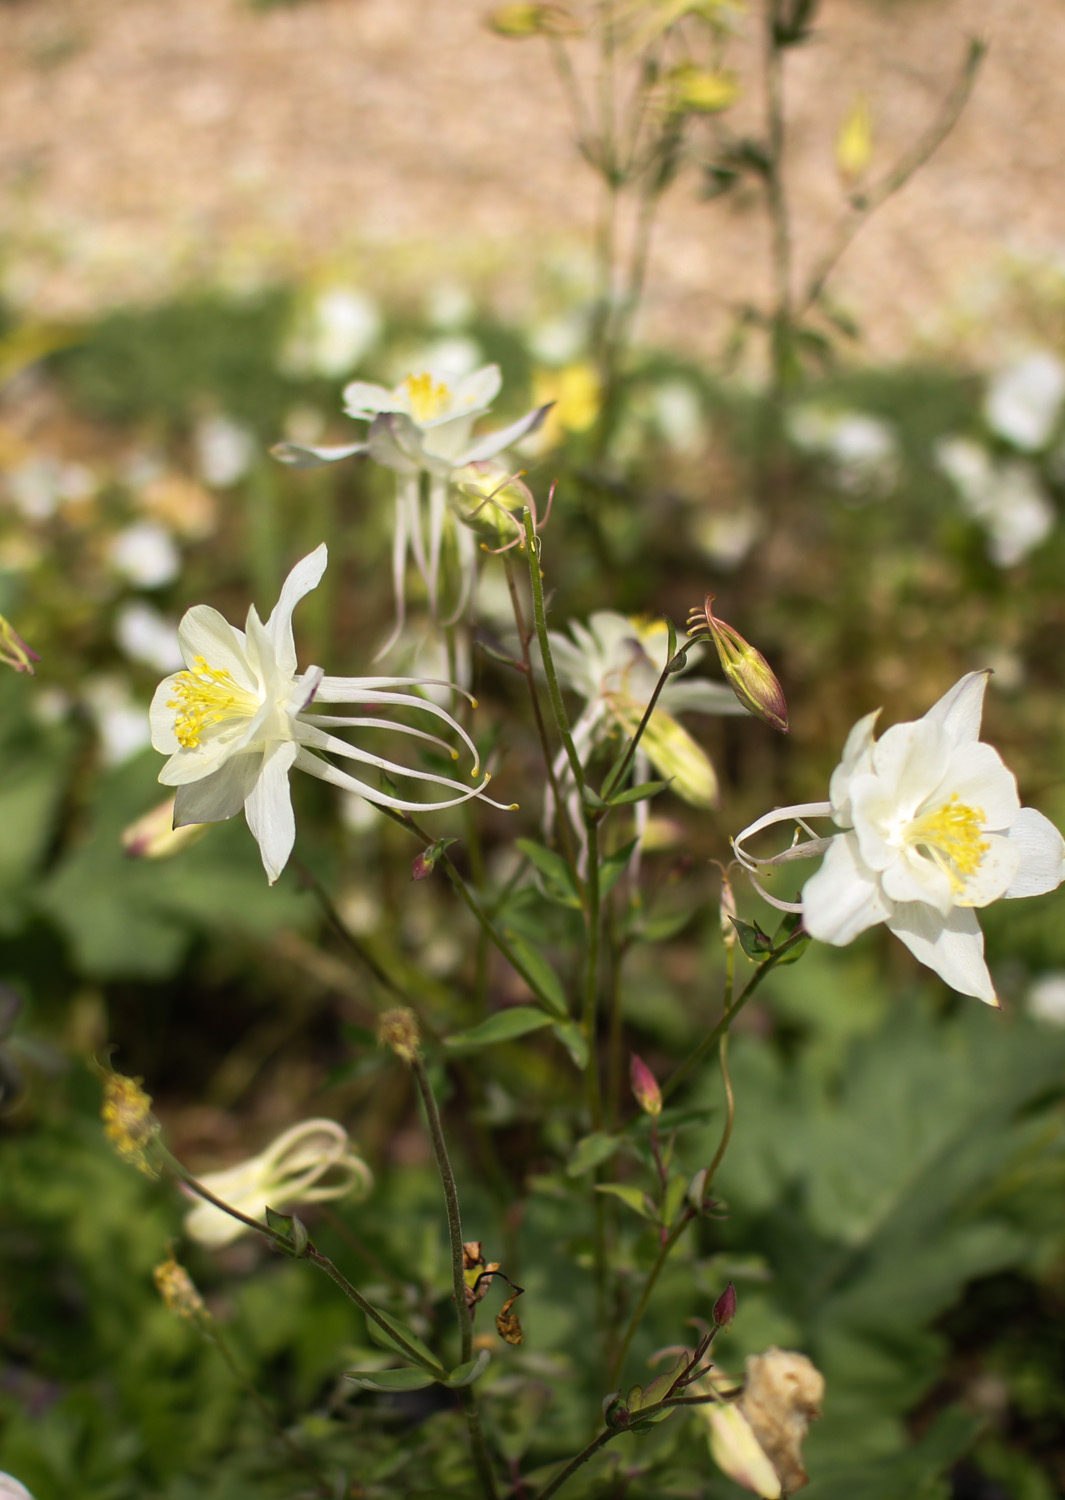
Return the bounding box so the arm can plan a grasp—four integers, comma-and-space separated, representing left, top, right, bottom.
154, 1257, 208, 1323
377, 1007, 422, 1062
101, 1070, 160, 1178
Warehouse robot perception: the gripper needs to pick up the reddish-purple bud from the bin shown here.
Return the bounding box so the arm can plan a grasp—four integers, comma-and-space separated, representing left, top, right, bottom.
630, 1053, 663, 1116
712, 1282, 737, 1328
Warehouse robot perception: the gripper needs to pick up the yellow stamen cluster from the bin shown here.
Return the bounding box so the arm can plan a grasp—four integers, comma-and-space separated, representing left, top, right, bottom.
154, 1258, 208, 1323
403, 372, 453, 423
101, 1071, 160, 1178
167, 657, 259, 749
907, 794, 988, 892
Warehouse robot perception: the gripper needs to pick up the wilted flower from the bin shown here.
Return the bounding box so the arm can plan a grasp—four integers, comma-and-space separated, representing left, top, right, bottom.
150, 545, 505, 884
184, 1119, 372, 1248
154, 1257, 208, 1323
272, 365, 550, 654
733, 671, 1065, 1004
101, 1070, 161, 1178
377, 1006, 422, 1061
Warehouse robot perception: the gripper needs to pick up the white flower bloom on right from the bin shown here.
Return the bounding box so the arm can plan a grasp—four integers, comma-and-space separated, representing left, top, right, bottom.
733, 671, 1065, 1005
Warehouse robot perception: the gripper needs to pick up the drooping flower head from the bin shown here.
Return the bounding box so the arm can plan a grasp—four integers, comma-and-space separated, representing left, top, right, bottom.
150, 545, 506, 884
272, 365, 551, 656
184, 1118, 372, 1248
734, 671, 1065, 1004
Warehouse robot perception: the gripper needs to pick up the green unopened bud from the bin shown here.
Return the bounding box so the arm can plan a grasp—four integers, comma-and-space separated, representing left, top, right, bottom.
0, 615, 39, 675
484, 2, 581, 37
630, 1053, 663, 1116
688, 596, 788, 734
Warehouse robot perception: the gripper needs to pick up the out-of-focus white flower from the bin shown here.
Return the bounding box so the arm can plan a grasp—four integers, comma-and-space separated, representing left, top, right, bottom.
734, 672, 1065, 1004
114, 600, 183, 672
289, 287, 383, 378
936, 437, 1054, 567
692, 507, 762, 570
273, 366, 551, 655
85, 676, 153, 766
985, 351, 1065, 451
1027, 971, 1065, 1026
788, 405, 898, 499
0, 1472, 35, 1500
426, 282, 474, 329
195, 414, 256, 489
150, 545, 505, 883
184, 1119, 372, 1248
7, 458, 61, 520
109, 521, 181, 589
652, 379, 705, 453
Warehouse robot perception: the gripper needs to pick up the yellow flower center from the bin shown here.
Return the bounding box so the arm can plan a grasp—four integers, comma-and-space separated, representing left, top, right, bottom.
403, 372, 453, 423
168, 656, 260, 748
904, 794, 988, 892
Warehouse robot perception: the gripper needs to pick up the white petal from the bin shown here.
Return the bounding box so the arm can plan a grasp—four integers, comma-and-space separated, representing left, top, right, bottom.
659, 679, 749, 716
922, 670, 989, 746
460, 403, 554, 464
342, 379, 402, 415
801, 833, 891, 945
879, 845, 955, 915
178, 606, 255, 691
829, 707, 881, 823
1004, 807, 1065, 897
149, 673, 184, 754
244, 741, 298, 883
455, 363, 502, 410
173, 754, 263, 825
366, 413, 423, 474
870, 718, 952, 812
264, 545, 327, 678
271, 440, 368, 468
956, 831, 1020, 907
940, 740, 1019, 830
886, 903, 997, 1004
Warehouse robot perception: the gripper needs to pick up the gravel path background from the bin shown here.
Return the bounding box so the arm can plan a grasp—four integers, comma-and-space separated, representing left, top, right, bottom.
0, 0, 1061, 366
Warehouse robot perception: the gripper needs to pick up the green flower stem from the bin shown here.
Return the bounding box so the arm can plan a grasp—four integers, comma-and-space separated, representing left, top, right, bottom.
375, 804, 562, 1018
600, 637, 698, 803
661, 927, 808, 1102
533, 1390, 720, 1500
164, 1153, 444, 1376
583, 815, 604, 1130
608, 1208, 693, 1389
522, 509, 586, 797
295, 859, 410, 1002
203, 1318, 332, 1494
502, 551, 583, 887
410, 1053, 500, 1500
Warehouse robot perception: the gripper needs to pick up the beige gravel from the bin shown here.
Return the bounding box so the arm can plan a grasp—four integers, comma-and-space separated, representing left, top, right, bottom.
0, 0, 1061, 366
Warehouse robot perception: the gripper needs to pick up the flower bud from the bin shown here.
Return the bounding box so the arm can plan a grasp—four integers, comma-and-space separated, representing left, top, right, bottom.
122, 797, 209, 859
630, 1053, 663, 1116
411, 836, 457, 880
0, 615, 39, 675
719, 872, 738, 948
377, 1006, 421, 1062
836, 94, 873, 186
688, 596, 788, 734
713, 1281, 737, 1328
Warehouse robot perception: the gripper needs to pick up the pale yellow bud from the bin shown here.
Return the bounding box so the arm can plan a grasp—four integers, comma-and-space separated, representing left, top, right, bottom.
666, 64, 741, 115
836, 95, 872, 186
688, 596, 788, 735
122, 797, 210, 859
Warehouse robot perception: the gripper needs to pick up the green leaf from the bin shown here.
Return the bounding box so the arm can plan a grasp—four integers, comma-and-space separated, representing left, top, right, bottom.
595, 1184, 656, 1219
599, 840, 639, 899
606, 779, 670, 808
515, 838, 581, 907
366, 1307, 444, 1374
505, 933, 570, 1018
346, 1367, 438, 1392
639, 907, 694, 943
552, 1019, 589, 1069
445, 1007, 554, 1050
730, 915, 773, 958
446, 1349, 492, 1387
633, 1353, 688, 1411
567, 1132, 622, 1176
662, 1173, 689, 1228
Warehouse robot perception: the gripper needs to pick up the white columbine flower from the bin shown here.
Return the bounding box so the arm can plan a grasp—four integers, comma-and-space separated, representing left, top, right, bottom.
184, 1119, 372, 1248
733, 672, 1065, 1004
272, 365, 550, 655
150, 545, 503, 883
985, 351, 1065, 452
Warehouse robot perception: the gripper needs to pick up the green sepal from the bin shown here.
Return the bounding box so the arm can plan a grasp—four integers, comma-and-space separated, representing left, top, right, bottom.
264, 1207, 310, 1258
730, 916, 773, 958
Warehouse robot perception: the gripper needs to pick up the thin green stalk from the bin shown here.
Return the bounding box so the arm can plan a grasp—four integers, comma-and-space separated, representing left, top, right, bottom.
583, 816, 603, 1130
522, 510, 586, 796
609, 1210, 692, 1388
764, 0, 793, 393
294, 859, 409, 1001
662, 927, 808, 1101
410, 1053, 499, 1500
600, 638, 697, 802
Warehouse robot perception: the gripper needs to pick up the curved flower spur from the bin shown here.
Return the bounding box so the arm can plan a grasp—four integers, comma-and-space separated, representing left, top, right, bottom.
150, 544, 508, 883
732, 671, 1065, 1004
272, 364, 552, 655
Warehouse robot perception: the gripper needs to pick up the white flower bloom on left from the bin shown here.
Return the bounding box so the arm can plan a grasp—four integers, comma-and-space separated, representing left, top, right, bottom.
150, 545, 500, 883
